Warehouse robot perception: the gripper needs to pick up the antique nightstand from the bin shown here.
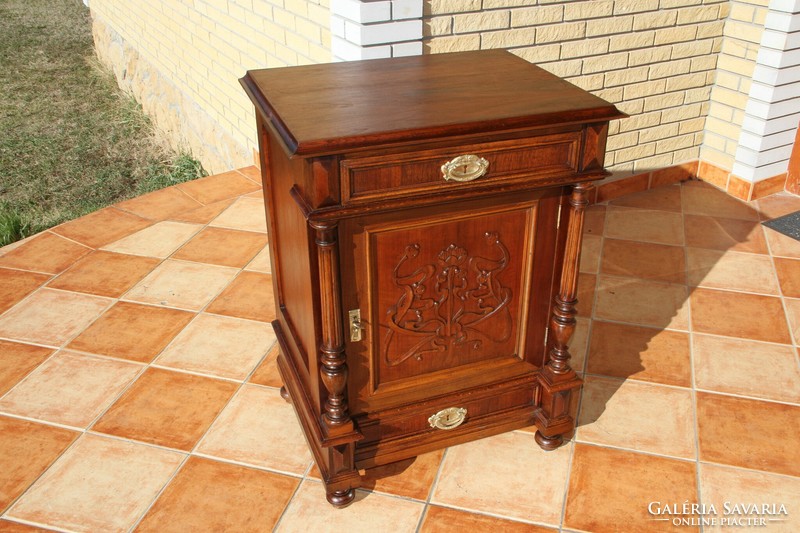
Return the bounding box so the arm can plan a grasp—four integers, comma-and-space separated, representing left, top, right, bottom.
241, 49, 623, 507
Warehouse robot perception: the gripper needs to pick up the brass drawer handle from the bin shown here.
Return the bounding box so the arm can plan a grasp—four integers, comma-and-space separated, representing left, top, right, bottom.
441, 155, 489, 182
428, 407, 467, 430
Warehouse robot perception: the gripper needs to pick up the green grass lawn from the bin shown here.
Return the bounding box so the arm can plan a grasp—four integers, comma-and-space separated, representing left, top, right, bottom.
0, 0, 206, 246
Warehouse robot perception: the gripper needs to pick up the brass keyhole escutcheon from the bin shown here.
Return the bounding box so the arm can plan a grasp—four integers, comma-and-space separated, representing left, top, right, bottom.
441, 155, 489, 182
428, 407, 467, 430
348, 309, 363, 342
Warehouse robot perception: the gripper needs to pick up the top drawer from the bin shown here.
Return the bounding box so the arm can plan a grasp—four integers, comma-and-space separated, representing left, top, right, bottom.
340, 131, 581, 203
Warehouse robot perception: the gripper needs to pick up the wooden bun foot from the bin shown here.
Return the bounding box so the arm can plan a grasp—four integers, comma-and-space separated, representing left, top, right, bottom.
535, 430, 563, 451
279, 386, 291, 403
326, 488, 355, 508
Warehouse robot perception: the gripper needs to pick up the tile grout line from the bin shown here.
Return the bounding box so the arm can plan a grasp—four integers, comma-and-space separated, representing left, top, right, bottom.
571, 440, 699, 465
565, 200, 608, 530
584, 203, 607, 333
0, 411, 85, 434
584, 311, 795, 347
684, 183, 708, 533
694, 458, 800, 481
576, 316, 690, 333
146, 235, 260, 350
761, 217, 800, 259
42, 228, 99, 250
234, 167, 263, 185
81, 430, 190, 455
0, 284, 64, 326
189, 451, 305, 479
580, 372, 692, 392
760, 224, 800, 371
557, 440, 577, 532
558, 204, 609, 531
270, 474, 306, 532
0, 335, 60, 352
683, 184, 706, 531
110, 185, 258, 313
579, 370, 800, 406
594, 267, 792, 300
413, 504, 430, 533
276, 475, 432, 528
420, 445, 449, 529
116, 182, 208, 215
0, 515, 77, 533
692, 386, 800, 407
225, 187, 780, 526
422, 499, 565, 529
125, 452, 192, 533
0, 339, 61, 408
173, 180, 213, 205
0, 260, 61, 277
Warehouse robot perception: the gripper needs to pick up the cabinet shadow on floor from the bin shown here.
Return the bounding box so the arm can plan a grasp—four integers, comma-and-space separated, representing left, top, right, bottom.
573, 181, 780, 437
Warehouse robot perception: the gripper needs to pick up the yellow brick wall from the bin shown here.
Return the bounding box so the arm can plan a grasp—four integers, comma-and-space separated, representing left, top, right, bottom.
90, 0, 331, 173
91, 0, 779, 186
424, 0, 729, 178
700, 0, 768, 171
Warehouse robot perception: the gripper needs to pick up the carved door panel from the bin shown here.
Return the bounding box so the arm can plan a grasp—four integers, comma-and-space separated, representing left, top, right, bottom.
341, 195, 556, 415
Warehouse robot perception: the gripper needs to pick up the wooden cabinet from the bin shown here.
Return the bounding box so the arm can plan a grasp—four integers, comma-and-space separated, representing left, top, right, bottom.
241, 50, 623, 507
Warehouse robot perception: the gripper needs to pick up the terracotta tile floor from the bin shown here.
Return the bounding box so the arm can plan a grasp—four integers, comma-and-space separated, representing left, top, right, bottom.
1, 169, 799, 532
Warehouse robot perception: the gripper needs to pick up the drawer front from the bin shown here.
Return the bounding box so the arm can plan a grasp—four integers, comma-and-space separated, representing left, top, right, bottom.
357, 381, 535, 443
353, 378, 538, 467
341, 132, 580, 203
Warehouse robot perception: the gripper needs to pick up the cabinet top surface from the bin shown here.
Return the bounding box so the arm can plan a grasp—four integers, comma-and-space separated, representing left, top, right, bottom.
241, 50, 623, 157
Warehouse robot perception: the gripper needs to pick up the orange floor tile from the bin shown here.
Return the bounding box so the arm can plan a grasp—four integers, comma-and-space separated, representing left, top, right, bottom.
0, 170, 799, 531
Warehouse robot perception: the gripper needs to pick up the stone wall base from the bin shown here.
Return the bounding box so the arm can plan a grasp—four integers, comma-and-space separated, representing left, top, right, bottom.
91, 15, 250, 175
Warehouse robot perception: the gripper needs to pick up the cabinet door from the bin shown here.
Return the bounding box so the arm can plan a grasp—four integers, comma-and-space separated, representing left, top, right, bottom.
340, 191, 561, 415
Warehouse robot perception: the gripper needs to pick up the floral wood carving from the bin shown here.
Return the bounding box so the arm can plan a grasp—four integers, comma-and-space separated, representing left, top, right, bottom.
383, 232, 513, 367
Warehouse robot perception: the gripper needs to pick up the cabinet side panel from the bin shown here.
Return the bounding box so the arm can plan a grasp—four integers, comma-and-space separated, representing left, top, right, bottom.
525, 189, 565, 368
266, 128, 317, 394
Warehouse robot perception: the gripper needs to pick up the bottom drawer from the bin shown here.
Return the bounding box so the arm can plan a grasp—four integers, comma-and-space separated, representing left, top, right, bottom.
353, 376, 539, 468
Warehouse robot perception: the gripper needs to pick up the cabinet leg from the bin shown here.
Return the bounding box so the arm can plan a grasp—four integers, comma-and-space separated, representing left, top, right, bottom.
319, 443, 360, 508
533, 372, 580, 451
279, 385, 291, 403
273, 322, 361, 508
534, 183, 588, 451
326, 487, 356, 508
534, 430, 564, 451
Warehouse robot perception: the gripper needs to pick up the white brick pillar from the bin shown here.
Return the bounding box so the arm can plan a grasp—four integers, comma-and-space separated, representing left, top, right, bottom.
733, 0, 800, 184
330, 0, 423, 61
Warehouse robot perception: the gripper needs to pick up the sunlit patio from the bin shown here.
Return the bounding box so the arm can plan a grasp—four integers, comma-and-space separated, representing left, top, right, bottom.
0, 168, 799, 531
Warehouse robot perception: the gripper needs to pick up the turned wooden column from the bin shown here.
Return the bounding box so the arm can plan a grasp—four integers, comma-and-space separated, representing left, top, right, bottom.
310, 220, 360, 507
534, 182, 588, 450
313, 221, 350, 427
